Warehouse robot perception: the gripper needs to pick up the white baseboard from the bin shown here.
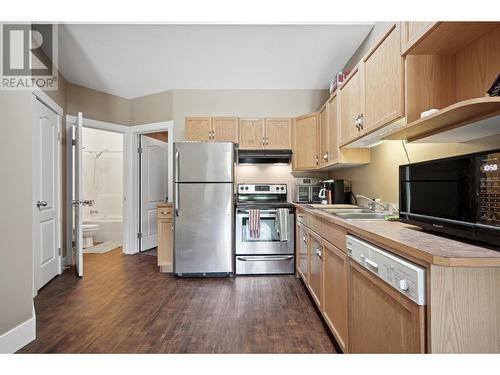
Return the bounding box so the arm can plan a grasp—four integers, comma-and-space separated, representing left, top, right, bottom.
0, 306, 36, 353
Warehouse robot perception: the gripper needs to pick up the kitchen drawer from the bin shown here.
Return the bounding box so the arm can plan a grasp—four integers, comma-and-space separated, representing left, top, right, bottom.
321, 221, 347, 252
157, 206, 173, 219
297, 211, 322, 234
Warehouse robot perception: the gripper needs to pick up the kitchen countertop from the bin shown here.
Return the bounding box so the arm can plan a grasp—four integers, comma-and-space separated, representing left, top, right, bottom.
294, 204, 500, 267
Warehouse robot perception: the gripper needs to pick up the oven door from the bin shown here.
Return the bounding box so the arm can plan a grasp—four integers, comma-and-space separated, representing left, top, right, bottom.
236, 209, 294, 255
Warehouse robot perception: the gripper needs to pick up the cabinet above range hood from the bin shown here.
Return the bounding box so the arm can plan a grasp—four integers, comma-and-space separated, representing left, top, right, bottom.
238, 149, 292, 164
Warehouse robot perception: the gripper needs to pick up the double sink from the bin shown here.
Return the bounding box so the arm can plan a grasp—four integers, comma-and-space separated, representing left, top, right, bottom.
321, 208, 388, 220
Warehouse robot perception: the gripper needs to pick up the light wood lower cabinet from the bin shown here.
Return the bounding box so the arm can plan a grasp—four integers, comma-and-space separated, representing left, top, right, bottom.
322, 241, 349, 352
308, 231, 323, 308
157, 204, 173, 272
296, 222, 309, 283
348, 260, 426, 353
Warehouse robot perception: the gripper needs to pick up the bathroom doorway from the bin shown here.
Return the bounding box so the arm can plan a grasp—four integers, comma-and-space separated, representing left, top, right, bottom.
80, 128, 124, 254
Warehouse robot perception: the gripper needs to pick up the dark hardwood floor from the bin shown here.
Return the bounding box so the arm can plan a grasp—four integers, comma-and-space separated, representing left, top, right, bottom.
19, 248, 336, 354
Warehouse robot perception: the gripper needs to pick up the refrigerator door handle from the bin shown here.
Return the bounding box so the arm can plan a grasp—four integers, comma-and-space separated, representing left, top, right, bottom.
175, 149, 180, 182
175, 184, 179, 217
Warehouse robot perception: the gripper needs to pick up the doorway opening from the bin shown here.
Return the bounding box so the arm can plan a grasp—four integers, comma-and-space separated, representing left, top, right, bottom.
138, 131, 169, 256
80, 128, 124, 254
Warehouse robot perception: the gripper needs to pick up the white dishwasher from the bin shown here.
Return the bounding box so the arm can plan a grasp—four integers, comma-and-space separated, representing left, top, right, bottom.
346, 235, 427, 353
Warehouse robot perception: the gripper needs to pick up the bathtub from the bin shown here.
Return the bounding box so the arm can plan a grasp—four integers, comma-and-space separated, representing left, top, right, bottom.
83, 216, 123, 244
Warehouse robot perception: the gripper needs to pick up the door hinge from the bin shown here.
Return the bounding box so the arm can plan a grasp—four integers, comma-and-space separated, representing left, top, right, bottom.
58, 247, 62, 256
72, 139, 76, 146
137, 233, 143, 239
138, 147, 143, 154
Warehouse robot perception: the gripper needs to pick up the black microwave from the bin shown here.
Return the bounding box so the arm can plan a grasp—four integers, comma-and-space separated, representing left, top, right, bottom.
399, 149, 500, 247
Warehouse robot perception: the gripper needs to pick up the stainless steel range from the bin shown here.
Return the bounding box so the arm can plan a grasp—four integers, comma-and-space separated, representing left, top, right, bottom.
235, 184, 295, 275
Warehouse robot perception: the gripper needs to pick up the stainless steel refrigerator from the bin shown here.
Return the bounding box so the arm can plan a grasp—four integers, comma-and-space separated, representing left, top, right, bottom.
174, 142, 235, 276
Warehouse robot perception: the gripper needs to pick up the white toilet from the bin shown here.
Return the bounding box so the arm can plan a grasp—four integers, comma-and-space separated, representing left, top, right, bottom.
82, 224, 100, 248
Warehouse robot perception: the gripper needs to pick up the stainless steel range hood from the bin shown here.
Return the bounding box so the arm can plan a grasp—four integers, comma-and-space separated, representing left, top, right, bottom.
237, 149, 292, 164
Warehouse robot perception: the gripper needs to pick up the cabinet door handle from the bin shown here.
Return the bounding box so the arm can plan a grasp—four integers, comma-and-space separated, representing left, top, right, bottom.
302, 235, 307, 244
323, 152, 328, 161
262, 137, 265, 146
359, 114, 364, 130
161, 211, 168, 214
316, 247, 323, 259
265, 137, 269, 146
315, 156, 319, 166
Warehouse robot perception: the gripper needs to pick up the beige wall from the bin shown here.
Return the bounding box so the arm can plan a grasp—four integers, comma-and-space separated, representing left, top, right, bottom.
0, 91, 34, 335
172, 89, 328, 141
129, 90, 173, 125
331, 136, 500, 207
66, 83, 130, 125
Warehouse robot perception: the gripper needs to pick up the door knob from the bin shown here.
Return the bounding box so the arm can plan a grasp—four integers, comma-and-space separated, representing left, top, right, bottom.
36, 200, 48, 208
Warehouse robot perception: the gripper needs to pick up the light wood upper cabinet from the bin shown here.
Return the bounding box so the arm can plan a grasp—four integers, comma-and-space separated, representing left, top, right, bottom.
308, 231, 323, 309
293, 113, 319, 170
185, 117, 238, 143
323, 241, 348, 352
239, 119, 264, 149
239, 118, 291, 150
212, 117, 239, 143
319, 104, 329, 168
401, 22, 439, 55
363, 23, 404, 133
185, 117, 212, 142
339, 66, 364, 146
326, 94, 339, 165
265, 118, 291, 149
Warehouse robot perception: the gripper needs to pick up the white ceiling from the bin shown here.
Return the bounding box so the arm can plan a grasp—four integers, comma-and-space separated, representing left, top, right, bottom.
58, 24, 373, 99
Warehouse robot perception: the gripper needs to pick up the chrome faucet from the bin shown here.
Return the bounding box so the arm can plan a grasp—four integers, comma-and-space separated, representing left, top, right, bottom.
356, 194, 390, 212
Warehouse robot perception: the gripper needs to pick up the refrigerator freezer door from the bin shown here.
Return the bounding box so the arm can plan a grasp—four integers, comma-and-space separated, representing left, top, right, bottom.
175, 142, 234, 183
174, 182, 234, 275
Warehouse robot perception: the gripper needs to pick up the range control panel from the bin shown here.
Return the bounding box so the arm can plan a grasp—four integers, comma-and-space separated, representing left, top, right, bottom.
238, 184, 287, 195
347, 235, 426, 305
477, 152, 500, 226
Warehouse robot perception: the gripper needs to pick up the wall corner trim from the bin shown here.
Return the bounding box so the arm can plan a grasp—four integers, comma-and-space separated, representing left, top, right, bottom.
0, 304, 36, 353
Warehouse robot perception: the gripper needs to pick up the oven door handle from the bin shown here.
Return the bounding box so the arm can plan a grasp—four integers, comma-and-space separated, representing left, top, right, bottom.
236, 208, 292, 214
237, 209, 278, 214
237, 256, 294, 262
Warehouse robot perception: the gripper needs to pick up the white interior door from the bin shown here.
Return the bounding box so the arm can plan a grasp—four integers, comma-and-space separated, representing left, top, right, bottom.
140, 135, 168, 251
33, 97, 60, 290
74, 112, 83, 276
